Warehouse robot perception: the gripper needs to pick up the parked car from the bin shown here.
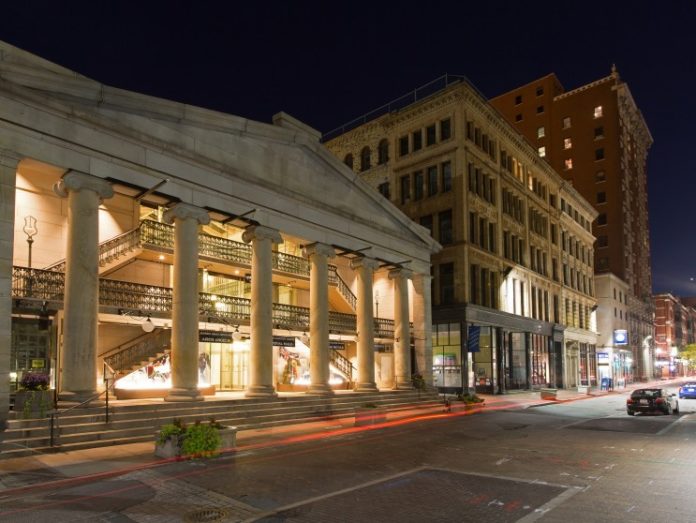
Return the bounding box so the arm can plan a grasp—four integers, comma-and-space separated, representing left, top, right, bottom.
626, 388, 679, 416
678, 382, 696, 399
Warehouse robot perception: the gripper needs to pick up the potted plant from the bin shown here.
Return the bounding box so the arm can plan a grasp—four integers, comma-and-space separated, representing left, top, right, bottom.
14, 372, 53, 419
354, 402, 387, 427
155, 418, 237, 459
454, 391, 485, 412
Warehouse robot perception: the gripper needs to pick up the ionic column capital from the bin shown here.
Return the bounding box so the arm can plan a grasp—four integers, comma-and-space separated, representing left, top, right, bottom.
0, 150, 21, 169
302, 242, 336, 259
389, 267, 413, 280
53, 171, 114, 200
350, 256, 379, 271
163, 203, 210, 225
242, 225, 283, 244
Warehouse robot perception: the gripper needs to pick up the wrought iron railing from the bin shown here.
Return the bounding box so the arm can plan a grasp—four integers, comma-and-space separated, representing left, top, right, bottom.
45, 227, 142, 273
328, 266, 357, 310
374, 317, 395, 339
199, 292, 251, 324
12, 266, 65, 302
104, 329, 171, 373
330, 349, 355, 382
198, 231, 251, 265
274, 252, 309, 275
139, 219, 172, 249
100, 279, 173, 312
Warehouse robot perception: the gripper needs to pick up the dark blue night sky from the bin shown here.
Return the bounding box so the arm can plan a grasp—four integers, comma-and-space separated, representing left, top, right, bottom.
2, 1, 694, 296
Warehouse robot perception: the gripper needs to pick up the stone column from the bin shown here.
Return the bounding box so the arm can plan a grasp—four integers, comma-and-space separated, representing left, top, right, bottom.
163, 203, 209, 402
351, 257, 379, 392
303, 243, 336, 396
243, 225, 282, 397
412, 273, 433, 387
54, 171, 114, 404
0, 153, 20, 428
390, 268, 413, 390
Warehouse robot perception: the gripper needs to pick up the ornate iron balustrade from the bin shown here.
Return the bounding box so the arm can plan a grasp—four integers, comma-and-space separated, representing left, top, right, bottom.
272, 303, 310, 331
100, 279, 173, 312
328, 266, 357, 310
198, 233, 251, 265
104, 329, 171, 373
12, 267, 65, 302
329, 311, 358, 333
374, 317, 395, 338
199, 292, 251, 323
139, 219, 173, 249
330, 349, 355, 381
273, 252, 309, 276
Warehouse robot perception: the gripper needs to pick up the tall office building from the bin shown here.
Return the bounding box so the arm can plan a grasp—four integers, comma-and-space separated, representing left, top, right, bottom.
490, 67, 654, 382
325, 77, 598, 394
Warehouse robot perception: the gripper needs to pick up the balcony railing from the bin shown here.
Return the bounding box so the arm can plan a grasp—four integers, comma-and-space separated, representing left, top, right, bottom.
12, 267, 393, 337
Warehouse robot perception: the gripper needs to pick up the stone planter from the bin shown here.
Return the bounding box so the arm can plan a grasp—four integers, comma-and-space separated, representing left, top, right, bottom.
354, 406, 387, 427
154, 425, 238, 459
540, 388, 558, 400
14, 390, 54, 419
577, 385, 591, 395
451, 402, 485, 413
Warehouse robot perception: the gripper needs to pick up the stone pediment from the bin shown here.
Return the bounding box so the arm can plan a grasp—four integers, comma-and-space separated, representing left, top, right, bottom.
0, 41, 440, 262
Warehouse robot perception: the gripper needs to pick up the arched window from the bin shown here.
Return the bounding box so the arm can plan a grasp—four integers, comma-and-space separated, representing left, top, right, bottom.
360, 146, 371, 172
344, 153, 353, 169
378, 139, 389, 165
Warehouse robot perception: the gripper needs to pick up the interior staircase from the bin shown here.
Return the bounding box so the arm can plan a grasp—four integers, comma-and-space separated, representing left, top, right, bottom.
1, 390, 441, 458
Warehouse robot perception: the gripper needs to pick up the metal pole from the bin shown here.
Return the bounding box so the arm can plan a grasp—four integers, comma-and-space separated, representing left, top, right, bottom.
105, 378, 109, 423
27, 237, 33, 268
49, 412, 55, 447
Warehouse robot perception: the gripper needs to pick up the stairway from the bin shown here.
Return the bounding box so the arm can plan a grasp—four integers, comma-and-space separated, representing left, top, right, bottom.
102, 329, 171, 376
1, 390, 441, 458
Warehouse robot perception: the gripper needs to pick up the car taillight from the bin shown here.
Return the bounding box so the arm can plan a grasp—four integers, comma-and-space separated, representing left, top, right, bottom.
656, 398, 665, 404
626, 399, 634, 404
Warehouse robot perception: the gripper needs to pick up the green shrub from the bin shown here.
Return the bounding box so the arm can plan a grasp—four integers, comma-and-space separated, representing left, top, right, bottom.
182, 421, 221, 458
411, 373, 426, 390
456, 392, 484, 404
157, 420, 186, 446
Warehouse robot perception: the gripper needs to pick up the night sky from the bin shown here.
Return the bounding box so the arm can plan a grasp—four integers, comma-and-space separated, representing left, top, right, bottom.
1, 1, 694, 296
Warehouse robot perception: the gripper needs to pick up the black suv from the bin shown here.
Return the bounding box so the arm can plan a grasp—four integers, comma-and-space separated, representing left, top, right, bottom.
626, 388, 679, 416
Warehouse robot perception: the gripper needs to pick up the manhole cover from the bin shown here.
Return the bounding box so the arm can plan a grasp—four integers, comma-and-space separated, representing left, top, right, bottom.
184, 508, 229, 522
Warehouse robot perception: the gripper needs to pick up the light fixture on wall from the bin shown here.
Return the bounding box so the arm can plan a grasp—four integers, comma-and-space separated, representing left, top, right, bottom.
232, 325, 243, 341
300, 332, 309, 345
141, 316, 155, 333
23, 215, 38, 268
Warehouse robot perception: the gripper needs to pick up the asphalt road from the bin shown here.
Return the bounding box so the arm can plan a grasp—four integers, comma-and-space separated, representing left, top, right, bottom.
2, 386, 696, 523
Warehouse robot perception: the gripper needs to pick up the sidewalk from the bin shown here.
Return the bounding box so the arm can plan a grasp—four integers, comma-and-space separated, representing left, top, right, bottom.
0, 378, 685, 494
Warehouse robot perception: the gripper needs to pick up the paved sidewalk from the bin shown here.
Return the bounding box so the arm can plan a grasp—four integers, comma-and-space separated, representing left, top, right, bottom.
0, 378, 685, 494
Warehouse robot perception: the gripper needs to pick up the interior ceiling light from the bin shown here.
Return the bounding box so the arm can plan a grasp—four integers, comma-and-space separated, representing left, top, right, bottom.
232, 325, 243, 341
141, 316, 155, 333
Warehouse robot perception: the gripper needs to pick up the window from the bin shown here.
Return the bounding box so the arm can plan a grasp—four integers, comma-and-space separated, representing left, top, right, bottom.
378, 182, 390, 199
378, 139, 389, 164
562, 116, 571, 129
441, 162, 452, 192
597, 192, 606, 204
399, 136, 409, 156
597, 257, 609, 270
400, 175, 410, 204
515, 114, 522, 122
595, 170, 606, 183
538, 146, 546, 158
426, 125, 437, 146
594, 126, 604, 140
537, 126, 545, 138
420, 214, 433, 235
414, 171, 424, 200
595, 148, 605, 160
564, 158, 573, 170
536, 105, 544, 114
439, 263, 455, 305
412, 130, 423, 151
343, 153, 353, 169
594, 105, 603, 118
563, 137, 572, 149
536, 86, 544, 96
440, 118, 451, 140
597, 235, 608, 248
439, 210, 453, 244
427, 166, 438, 196
597, 213, 607, 225
360, 146, 371, 172
515, 95, 522, 105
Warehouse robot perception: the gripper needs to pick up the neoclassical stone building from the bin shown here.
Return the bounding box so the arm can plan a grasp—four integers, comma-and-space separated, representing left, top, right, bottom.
325, 76, 598, 393
0, 42, 439, 430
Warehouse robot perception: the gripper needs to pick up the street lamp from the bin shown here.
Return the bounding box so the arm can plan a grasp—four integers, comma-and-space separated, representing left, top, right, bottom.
23, 215, 38, 268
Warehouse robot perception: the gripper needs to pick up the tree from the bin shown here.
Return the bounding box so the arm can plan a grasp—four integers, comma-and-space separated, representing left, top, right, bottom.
678, 344, 696, 374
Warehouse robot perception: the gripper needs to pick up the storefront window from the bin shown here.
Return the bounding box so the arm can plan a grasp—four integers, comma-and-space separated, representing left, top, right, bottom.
579, 343, 588, 385
507, 332, 527, 390
432, 322, 462, 391
473, 326, 496, 393
530, 334, 549, 387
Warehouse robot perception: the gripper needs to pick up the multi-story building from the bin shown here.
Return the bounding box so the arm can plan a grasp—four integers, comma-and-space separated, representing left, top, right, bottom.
325, 76, 598, 394
654, 293, 694, 377
490, 67, 654, 382
0, 42, 439, 430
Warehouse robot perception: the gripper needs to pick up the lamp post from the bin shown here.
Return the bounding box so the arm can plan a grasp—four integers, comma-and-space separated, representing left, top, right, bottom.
23, 215, 38, 268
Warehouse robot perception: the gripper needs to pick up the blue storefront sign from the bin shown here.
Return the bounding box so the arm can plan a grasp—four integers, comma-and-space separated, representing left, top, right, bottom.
467, 325, 481, 353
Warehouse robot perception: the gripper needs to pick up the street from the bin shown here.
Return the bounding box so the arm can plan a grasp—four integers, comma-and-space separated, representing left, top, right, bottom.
2, 386, 696, 522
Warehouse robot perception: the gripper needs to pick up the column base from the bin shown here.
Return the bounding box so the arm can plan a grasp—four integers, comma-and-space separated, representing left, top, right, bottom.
306, 384, 335, 396
58, 391, 104, 407
354, 382, 379, 392
164, 388, 204, 402
245, 385, 278, 398
393, 381, 414, 391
